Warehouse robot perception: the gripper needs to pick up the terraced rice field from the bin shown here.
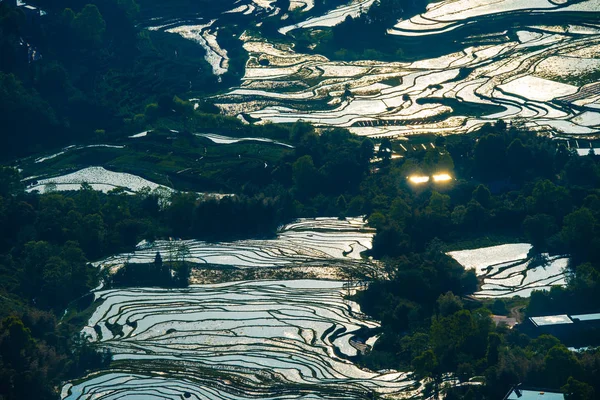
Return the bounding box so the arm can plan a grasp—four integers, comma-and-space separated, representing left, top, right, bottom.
447, 243, 570, 298
55, 1, 593, 397
163, 21, 230, 77
389, 0, 600, 37
576, 147, 600, 155
137, 0, 600, 138
197, 0, 600, 138
93, 217, 375, 271
279, 0, 375, 35
26, 166, 168, 194
128, 131, 149, 138
194, 132, 294, 147
25, 166, 232, 201
61, 280, 418, 399
33, 145, 125, 164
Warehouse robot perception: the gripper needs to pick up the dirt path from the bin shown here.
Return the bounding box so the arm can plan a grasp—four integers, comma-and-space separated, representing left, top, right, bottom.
510, 305, 524, 323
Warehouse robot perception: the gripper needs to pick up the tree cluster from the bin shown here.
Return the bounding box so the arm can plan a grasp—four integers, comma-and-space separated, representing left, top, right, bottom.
355, 122, 600, 399
0, 0, 236, 160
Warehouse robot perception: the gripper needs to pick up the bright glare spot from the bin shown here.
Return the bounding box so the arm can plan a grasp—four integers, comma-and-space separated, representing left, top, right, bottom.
409, 175, 430, 184
433, 173, 452, 182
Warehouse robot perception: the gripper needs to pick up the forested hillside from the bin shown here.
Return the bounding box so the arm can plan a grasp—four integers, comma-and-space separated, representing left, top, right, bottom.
0, 0, 233, 160
1, 0, 600, 399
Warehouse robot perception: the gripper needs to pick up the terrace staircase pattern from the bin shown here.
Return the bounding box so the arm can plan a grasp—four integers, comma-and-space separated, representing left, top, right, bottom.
63, 281, 418, 399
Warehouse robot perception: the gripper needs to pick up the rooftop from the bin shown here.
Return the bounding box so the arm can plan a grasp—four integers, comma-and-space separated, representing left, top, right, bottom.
506, 389, 564, 400
492, 315, 517, 328
530, 315, 572, 327
570, 313, 600, 322
529, 312, 600, 327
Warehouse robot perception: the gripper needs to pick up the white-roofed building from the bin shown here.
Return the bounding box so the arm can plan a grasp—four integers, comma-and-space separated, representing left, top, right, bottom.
530, 315, 573, 327
570, 313, 600, 322
504, 386, 565, 400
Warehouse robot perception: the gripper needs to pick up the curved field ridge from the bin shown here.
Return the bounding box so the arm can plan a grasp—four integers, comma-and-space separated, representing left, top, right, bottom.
93, 217, 374, 270
216, 7, 600, 138
194, 132, 294, 147
25, 166, 232, 200
158, 20, 229, 77
447, 243, 570, 298
279, 0, 375, 35
26, 166, 166, 194
290, 0, 315, 12
389, 0, 600, 37
33, 144, 125, 164
62, 280, 417, 399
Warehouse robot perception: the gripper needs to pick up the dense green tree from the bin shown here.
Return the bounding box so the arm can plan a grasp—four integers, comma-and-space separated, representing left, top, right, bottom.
486, 332, 501, 366
474, 134, 506, 180
436, 292, 463, 317
0, 316, 34, 368
359, 138, 375, 165
389, 197, 411, 228
0, 73, 60, 159
544, 345, 582, 388
523, 214, 557, 251
562, 377, 595, 400
292, 155, 320, 195
491, 299, 508, 315
413, 349, 438, 378
561, 208, 595, 261
0, 166, 23, 196
368, 212, 386, 229
472, 184, 492, 208
72, 5, 106, 45
117, 0, 140, 20
425, 191, 451, 220
506, 138, 530, 180
528, 180, 572, 218
565, 156, 599, 187
378, 138, 393, 162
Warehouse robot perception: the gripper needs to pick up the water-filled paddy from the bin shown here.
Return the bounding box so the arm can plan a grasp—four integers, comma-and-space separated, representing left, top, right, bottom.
164, 21, 230, 76
194, 0, 600, 138
278, 0, 375, 35
26, 166, 167, 194
217, 25, 600, 137
194, 132, 294, 147
448, 243, 569, 298
93, 217, 374, 271
62, 280, 417, 399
